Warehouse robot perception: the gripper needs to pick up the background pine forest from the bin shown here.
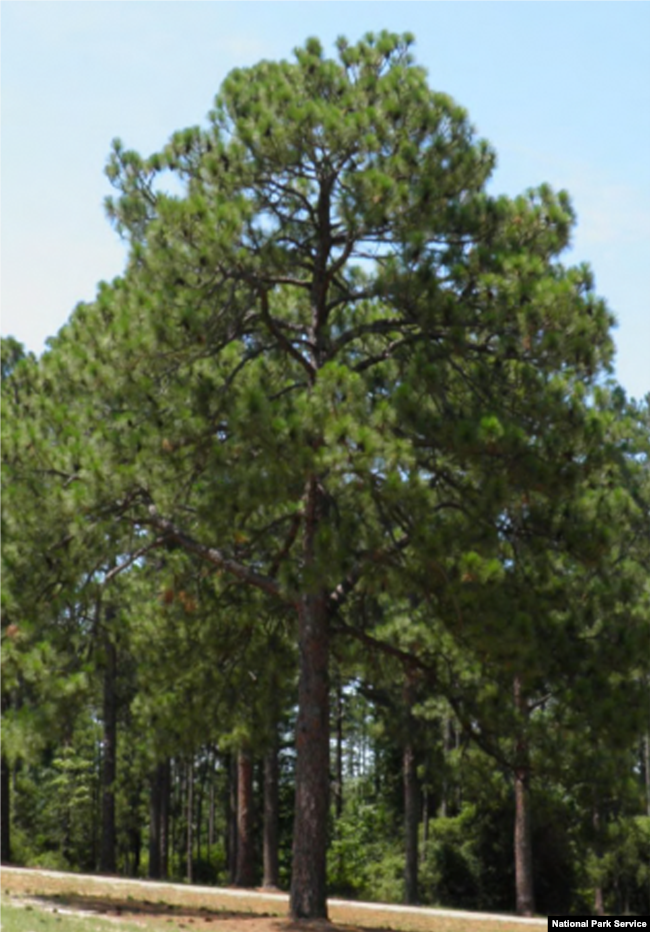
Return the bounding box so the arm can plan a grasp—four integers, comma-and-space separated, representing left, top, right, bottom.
2, 33, 649, 920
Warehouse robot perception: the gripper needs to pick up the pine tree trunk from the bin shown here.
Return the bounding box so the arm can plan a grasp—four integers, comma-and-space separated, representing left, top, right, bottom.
334, 676, 344, 820
513, 677, 534, 917
403, 672, 419, 905
196, 762, 205, 865
644, 733, 650, 818
514, 766, 534, 915
235, 747, 255, 887
130, 825, 141, 876
100, 628, 117, 874
160, 758, 170, 878
149, 762, 168, 879
208, 754, 216, 855
1, 752, 10, 863
403, 740, 419, 904
227, 753, 237, 884
186, 757, 194, 883
263, 737, 280, 888
289, 474, 330, 919
439, 716, 452, 818
421, 788, 429, 861
592, 799, 605, 915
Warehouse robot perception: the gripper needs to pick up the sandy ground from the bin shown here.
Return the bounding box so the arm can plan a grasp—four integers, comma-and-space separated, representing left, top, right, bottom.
1, 865, 547, 932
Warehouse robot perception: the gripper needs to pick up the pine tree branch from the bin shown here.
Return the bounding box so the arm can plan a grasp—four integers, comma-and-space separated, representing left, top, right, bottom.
103, 537, 167, 584
259, 290, 315, 378
141, 509, 289, 604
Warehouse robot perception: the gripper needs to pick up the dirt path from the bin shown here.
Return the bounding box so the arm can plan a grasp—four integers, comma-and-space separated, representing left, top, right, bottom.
1, 865, 547, 932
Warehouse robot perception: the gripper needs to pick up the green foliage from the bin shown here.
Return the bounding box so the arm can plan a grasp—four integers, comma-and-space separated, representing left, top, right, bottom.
587, 817, 650, 916
328, 779, 402, 901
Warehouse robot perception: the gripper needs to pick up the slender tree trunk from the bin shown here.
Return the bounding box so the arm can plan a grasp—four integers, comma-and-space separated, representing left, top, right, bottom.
171, 759, 179, 874
100, 625, 117, 874
149, 762, 168, 879
235, 747, 255, 887
403, 740, 419, 904
334, 675, 344, 820
186, 757, 194, 883
439, 716, 452, 818
1, 752, 10, 863
196, 761, 205, 866
513, 677, 534, 917
592, 798, 605, 915
421, 787, 429, 861
227, 753, 237, 884
644, 733, 650, 818
159, 758, 170, 878
263, 735, 280, 888
208, 752, 216, 856
403, 672, 419, 905
130, 824, 141, 876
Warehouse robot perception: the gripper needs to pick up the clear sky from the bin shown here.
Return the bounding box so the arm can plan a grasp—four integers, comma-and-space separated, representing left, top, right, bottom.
2, 2, 649, 400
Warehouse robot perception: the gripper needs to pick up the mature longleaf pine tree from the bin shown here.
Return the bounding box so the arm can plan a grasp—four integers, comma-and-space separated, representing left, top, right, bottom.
2, 33, 625, 917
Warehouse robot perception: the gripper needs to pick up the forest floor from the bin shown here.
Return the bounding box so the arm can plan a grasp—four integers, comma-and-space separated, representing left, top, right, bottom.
1, 867, 547, 932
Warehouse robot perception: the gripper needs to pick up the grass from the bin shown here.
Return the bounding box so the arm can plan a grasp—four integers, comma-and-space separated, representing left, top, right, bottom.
1, 897, 149, 932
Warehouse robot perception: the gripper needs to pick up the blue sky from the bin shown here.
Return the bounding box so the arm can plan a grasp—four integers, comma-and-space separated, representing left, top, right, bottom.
2, 2, 649, 400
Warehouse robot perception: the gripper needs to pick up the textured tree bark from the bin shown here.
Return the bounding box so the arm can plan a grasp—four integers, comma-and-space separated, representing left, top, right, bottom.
148, 775, 161, 878
290, 471, 330, 919
421, 787, 429, 860
439, 716, 453, 818
403, 740, 419, 904
334, 676, 344, 820
208, 754, 216, 854
644, 733, 650, 818
403, 671, 419, 906
160, 758, 170, 878
100, 627, 117, 874
514, 765, 535, 915
227, 753, 237, 884
149, 761, 170, 878
235, 747, 256, 887
592, 800, 605, 915
263, 738, 280, 888
186, 757, 194, 883
1, 752, 10, 863
513, 677, 535, 917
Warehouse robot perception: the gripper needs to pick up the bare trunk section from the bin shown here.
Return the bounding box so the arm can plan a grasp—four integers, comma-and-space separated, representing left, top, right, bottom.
290, 476, 330, 919
592, 799, 605, 915
513, 676, 534, 917
186, 757, 194, 883
403, 741, 419, 904
263, 737, 280, 888
403, 674, 419, 905
334, 675, 344, 820
100, 623, 117, 874
290, 592, 330, 917
439, 716, 453, 818
227, 753, 237, 883
160, 758, 170, 877
1, 752, 10, 863
644, 732, 650, 818
208, 753, 216, 855
421, 788, 429, 860
235, 747, 255, 887
149, 760, 170, 879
